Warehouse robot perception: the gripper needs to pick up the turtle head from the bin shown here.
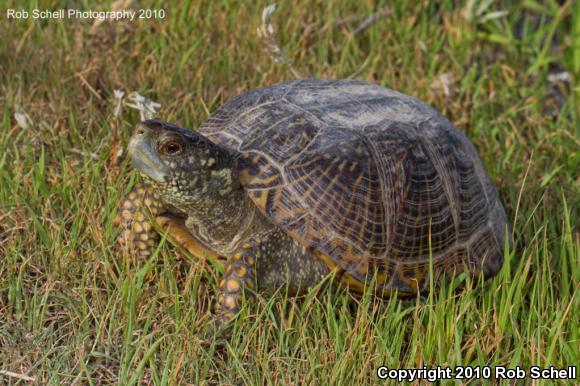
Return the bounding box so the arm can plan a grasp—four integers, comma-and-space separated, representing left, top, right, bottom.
128, 119, 238, 211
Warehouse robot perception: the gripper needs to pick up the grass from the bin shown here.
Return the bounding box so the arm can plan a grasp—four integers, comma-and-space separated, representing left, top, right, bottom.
0, 0, 578, 384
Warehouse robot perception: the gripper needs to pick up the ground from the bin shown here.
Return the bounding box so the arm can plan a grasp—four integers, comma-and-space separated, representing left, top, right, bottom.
0, 1, 578, 385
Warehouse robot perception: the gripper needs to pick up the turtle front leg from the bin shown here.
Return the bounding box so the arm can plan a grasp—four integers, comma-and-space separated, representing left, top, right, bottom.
115, 182, 162, 258
115, 182, 220, 262
215, 239, 259, 324
156, 215, 221, 262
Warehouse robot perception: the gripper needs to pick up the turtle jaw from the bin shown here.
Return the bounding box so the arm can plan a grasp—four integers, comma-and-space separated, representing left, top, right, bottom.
128, 129, 169, 183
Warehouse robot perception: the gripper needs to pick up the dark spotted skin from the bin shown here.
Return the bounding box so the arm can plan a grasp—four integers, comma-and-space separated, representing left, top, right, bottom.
117, 78, 511, 326
119, 121, 330, 325
255, 229, 328, 295
117, 182, 329, 325
115, 183, 223, 264
214, 234, 328, 322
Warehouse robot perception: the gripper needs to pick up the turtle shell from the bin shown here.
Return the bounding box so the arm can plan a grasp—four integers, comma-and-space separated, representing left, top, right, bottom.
199, 79, 509, 294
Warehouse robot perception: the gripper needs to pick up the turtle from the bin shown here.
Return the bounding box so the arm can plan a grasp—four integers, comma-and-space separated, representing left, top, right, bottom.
115, 78, 510, 324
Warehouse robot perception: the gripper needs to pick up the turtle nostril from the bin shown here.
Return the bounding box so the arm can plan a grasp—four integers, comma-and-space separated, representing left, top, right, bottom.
135, 125, 147, 136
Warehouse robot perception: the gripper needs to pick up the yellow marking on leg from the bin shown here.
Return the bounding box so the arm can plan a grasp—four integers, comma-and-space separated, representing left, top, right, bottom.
226, 279, 240, 292
216, 239, 259, 324
115, 184, 168, 261
121, 210, 132, 221
132, 222, 143, 233
224, 296, 236, 310
235, 266, 246, 277
155, 216, 170, 227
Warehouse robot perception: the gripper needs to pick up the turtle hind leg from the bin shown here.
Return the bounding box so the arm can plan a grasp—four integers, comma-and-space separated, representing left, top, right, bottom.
215, 239, 259, 325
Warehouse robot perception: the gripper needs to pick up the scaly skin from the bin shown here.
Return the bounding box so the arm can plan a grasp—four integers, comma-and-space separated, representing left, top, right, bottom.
215, 239, 259, 323
118, 120, 328, 326
115, 182, 222, 264
115, 183, 162, 259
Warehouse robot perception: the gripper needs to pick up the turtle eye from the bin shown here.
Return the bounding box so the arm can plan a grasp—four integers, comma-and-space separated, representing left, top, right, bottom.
160, 140, 183, 155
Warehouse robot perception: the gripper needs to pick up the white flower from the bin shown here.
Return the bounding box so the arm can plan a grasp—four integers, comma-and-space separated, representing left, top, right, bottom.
262, 4, 277, 27
125, 92, 161, 121
113, 89, 125, 118
547, 72, 572, 84
14, 111, 32, 130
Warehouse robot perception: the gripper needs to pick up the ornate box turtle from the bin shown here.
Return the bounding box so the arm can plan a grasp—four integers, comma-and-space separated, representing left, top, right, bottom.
115, 79, 510, 324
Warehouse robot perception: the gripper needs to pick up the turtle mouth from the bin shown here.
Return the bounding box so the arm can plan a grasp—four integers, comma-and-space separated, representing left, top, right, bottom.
128, 135, 169, 183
